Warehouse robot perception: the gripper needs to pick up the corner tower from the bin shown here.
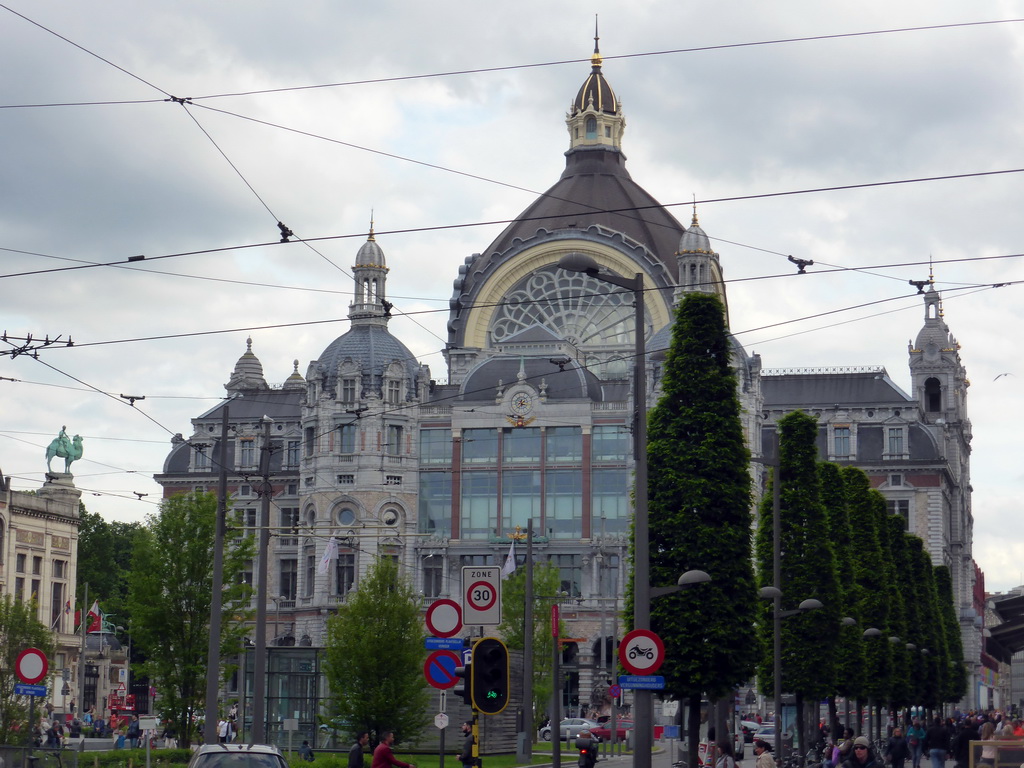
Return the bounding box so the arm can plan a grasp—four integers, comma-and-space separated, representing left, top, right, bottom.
566, 28, 625, 153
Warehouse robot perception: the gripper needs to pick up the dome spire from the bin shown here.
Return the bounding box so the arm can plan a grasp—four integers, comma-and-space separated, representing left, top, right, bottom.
368, 210, 376, 242
592, 15, 602, 69
567, 24, 625, 152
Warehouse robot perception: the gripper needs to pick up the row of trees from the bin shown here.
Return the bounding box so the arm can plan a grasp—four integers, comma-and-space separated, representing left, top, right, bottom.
642, 292, 966, 768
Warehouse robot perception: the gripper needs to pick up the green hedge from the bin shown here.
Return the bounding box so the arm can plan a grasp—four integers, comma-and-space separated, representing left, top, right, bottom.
78, 748, 193, 767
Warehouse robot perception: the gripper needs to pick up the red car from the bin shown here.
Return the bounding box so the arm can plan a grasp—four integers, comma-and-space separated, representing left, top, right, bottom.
590, 721, 664, 741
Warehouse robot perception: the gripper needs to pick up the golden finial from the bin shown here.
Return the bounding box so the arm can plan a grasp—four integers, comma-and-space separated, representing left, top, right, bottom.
691, 194, 699, 227
368, 211, 376, 242
591, 15, 602, 68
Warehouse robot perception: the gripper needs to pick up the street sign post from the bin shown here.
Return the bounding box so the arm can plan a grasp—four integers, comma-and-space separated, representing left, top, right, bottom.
619, 629, 665, 675
424, 650, 463, 690
619, 675, 666, 690
15, 648, 48, 684
435, 713, 449, 730
425, 599, 463, 638
14, 683, 47, 697
462, 566, 501, 626
426, 637, 465, 651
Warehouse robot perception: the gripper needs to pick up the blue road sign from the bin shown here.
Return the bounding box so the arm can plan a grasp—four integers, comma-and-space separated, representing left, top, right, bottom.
618, 675, 665, 690
15, 683, 48, 697
426, 637, 465, 651
424, 650, 462, 690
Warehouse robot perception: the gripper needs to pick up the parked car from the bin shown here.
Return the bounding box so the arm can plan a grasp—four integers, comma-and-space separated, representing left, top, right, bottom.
753, 724, 776, 747
540, 718, 602, 742
188, 744, 289, 768
741, 721, 761, 743
589, 720, 667, 741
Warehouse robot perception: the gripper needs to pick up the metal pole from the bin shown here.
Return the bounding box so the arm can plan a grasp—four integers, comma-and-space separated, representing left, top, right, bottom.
552, 603, 561, 768
251, 416, 273, 743
517, 521, 534, 762
77, 583, 88, 720
772, 456, 783, 768
630, 273, 653, 768
204, 405, 230, 744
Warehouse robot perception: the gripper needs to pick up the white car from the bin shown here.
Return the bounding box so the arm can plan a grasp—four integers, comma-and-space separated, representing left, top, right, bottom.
753, 724, 776, 747
540, 718, 602, 742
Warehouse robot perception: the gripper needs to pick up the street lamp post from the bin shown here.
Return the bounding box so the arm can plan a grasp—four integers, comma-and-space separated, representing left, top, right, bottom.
558, 252, 654, 768
759, 587, 822, 766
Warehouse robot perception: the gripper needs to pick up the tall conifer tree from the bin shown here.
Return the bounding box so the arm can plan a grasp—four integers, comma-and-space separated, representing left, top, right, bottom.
643, 292, 757, 766
934, 565, 968, 703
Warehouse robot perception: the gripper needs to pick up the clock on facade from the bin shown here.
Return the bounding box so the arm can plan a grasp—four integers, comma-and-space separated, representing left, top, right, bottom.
381, 509, 399, 526
510, 390, 534, 415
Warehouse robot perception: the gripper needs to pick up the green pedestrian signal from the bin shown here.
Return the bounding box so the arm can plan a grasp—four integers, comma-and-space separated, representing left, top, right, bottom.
471, 637, 509, 715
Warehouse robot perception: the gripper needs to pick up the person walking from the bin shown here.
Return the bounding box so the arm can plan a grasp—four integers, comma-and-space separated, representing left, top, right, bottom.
349, 732, 370, 768
754, 740, 775, 768
371, 731, 416, 768
978, 722, 998, 767
923, 717, 951, 768
458, 721, 475, 768
841, 736, 881, 768
714, 738, 737, 768
127, 715, 141, 749
907, 718, 926, 768
886, 727, 911, 768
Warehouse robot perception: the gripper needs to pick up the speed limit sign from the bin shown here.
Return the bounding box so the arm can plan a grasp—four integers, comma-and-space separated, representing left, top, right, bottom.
462, 566, 501, 626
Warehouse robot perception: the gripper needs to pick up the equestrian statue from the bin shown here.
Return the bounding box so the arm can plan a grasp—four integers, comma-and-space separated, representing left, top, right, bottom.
46, 425, 84, 474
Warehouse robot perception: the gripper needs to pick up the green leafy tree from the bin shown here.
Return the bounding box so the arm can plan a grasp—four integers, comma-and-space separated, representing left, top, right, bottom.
323, 556, 430, 746
126, 491, 253, 747
841, 468, 891, 707
907, 539, 943, 708
0, 596, 55, 744
641, 292, 758, 766
76, 502, 144, 624
819, 461, 862, 731
934, 565, 967, 703
497, 562, 564, 731
882, 516, 911, 712
896, 533, 928, 710
754, 411, 840, 751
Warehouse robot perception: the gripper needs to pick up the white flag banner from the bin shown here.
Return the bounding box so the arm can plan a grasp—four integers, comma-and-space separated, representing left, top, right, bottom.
318, 536, 338, 575
500, 539, 517, 578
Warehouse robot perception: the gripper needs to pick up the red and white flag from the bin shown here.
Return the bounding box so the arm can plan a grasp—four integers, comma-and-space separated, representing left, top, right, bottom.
87, 600, 102, 632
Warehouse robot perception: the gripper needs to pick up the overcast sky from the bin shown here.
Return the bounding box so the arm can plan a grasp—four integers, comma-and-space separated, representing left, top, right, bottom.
2, 2, 1022, 592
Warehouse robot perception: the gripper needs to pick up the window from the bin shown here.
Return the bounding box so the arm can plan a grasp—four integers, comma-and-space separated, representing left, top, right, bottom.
887, 499, 910, 529
386, 425, 404, 456
31, 579, 40, 602
546, 427, 582, 464
338, 424, 356, 454
239, 507, 257, 528
280, 559, 298, 601
461, 472, 498, 539
592, 469, 629, 534
385, 475, 402, 486
503, 428, 541, 464
420, 429, 453, 465
887, 428, 905, 457
304, 427, 316, 457
341, 378, 357, 403
286, 441, 301, 468
552, 554, 582, 598
280, 508, 299, 546
240, 484, 252, 497
194, 446, 210, 470
598, 555, 620, 595
53, 560, 66, 579
423, 555, 443, 599
418, 472, 452, 536
335, 549, 356, 596
502, 470, 540, 534
16, 553, 26, 573
304, 547, 316, 597
14, 577, 24, 602
592, 426, 629, 462
32, 556, 42, 576
240, 439, 255, 468
337, 507, 356, 526
386, 380, 402, 404
287, 483, 298, 496
546, 470, 582, 538
337, 474, 354, 485
462, 429, 499, 464
239, 560, 253, 587
604, 125, 611, 138
460, 555, 490, 568
586, 117, 597, 138
890, 475, 904, 487
51, 582, 64, 632
833, 426, 851, 458
925, 377, 942, 412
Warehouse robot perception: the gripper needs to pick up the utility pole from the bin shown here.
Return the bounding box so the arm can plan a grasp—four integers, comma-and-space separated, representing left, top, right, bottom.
516, 521, 534, 763
204, 406, 230, 744
251, 416, 273, 744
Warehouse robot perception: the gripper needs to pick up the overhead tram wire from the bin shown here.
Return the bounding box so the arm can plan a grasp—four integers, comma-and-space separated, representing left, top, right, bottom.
3, 15, 1021, 108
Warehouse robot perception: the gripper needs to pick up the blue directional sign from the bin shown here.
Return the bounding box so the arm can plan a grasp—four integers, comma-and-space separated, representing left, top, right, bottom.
15, 683, 48, 697
619, 675, 665, 690
425, 637, 465, 651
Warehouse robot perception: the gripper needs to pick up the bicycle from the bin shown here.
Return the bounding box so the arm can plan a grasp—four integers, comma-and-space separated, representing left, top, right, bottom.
26, 746, 68, 768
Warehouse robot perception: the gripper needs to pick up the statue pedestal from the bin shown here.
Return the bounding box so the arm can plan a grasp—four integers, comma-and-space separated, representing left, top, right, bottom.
40, 473, 82, 505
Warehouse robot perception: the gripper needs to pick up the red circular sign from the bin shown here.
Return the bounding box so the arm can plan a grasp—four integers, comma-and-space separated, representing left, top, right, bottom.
619, 629, 665, 675
423, 650, 462, 690
466, 580, 497, 612
16, 648, 48, 684
425, 599, 462, 638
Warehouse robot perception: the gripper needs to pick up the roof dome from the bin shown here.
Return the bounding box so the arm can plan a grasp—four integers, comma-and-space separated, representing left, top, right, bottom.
283, 359, 306, 390
316, 325, 419, 397
355, 236, 386, 269
572, 34, 617, 115
677, 211, 714, 255
226, 337, 268, 392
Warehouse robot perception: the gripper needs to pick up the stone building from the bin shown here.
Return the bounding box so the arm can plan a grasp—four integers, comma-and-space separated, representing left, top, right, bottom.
155, 39, 980, 734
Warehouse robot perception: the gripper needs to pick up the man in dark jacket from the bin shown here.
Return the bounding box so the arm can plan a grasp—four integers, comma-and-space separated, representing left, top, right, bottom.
841, 736, 881, 768
349, 732, 370, 768
923, 717, 951, 768
458, 721, 475, 768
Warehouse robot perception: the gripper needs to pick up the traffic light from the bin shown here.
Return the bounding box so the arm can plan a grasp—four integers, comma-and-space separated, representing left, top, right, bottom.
471, 637, 509, 715
454, 661, 472, 706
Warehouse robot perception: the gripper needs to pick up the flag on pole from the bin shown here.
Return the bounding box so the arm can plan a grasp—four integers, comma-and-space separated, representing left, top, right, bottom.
87, 600, 102, 632
318, 537, 338, 575
501, 539, 517, 578
65, 600, 72, 615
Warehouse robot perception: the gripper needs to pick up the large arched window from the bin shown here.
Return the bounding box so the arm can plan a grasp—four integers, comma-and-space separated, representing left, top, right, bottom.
924, 377, 942, 412
585, 117, 597, 139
